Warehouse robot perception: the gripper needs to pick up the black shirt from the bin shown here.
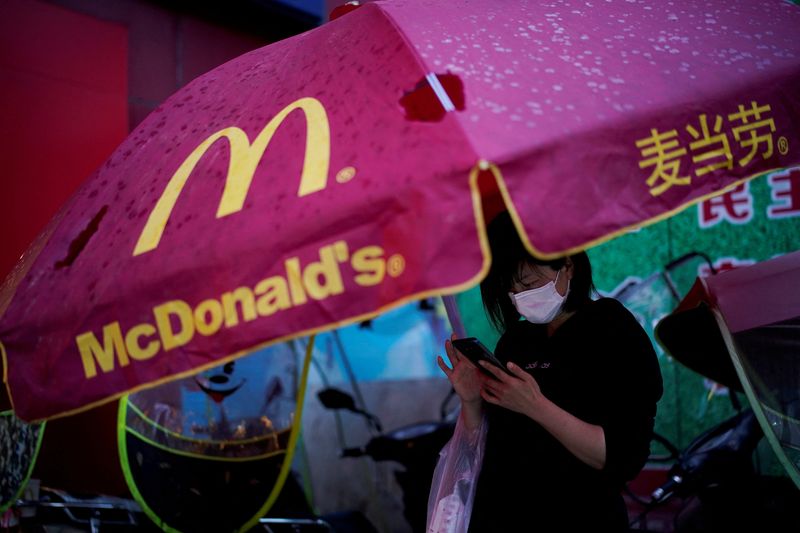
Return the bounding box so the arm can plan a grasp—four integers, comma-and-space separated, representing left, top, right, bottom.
468, 298, 663, 532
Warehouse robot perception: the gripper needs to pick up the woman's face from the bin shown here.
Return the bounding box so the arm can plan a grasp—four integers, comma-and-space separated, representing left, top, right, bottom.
510, 261, 571, 297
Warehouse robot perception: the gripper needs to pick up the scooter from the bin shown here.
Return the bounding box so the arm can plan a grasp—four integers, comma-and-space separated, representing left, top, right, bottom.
317, 387, 456, 533
629, 409, 800, 532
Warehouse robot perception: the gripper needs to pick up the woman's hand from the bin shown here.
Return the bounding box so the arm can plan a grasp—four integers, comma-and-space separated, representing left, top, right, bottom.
478, 360, 548, 420
437, 334, 483, 404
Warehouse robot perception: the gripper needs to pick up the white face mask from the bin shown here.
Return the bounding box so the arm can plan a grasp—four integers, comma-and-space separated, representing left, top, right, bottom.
509, 270, 570, 324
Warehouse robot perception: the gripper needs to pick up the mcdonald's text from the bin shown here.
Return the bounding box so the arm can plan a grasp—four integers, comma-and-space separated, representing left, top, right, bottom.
76, 239, 400, 379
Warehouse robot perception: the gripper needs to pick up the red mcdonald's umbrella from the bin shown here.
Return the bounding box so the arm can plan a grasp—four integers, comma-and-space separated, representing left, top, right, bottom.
2, 0, 800, 421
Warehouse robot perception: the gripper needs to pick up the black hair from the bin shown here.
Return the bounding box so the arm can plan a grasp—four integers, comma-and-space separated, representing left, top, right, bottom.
479, 211, 596, 332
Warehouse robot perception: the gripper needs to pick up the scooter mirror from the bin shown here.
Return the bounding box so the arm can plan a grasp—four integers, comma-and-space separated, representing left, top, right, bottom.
317, 388, 358, 411
317, 388, 383, 432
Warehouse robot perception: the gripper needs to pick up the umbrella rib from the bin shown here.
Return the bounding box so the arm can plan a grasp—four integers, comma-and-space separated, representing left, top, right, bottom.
425, 72, 456, 113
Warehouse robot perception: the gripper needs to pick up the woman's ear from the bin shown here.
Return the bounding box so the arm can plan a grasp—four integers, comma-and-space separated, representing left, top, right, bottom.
565, 256, 575, 280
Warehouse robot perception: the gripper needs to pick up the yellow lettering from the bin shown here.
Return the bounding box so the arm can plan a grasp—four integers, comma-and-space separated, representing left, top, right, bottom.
124, 324, 160, 361
254, 276, 292, 316
221, 287, 257, 327
334, 241, 349, 263
303, 243, 345, 300
285, 257, 307, 305
194, 298, 224, 336
133, 97, 331, 256
154, 300, 195, 351
352, 246, 386, 286
76, 322, 129, 379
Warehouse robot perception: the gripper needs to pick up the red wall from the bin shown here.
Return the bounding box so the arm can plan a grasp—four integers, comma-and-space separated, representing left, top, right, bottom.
0, 0, 129, 282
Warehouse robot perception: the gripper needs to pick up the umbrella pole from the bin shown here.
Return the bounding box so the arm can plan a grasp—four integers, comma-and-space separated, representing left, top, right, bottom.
442, 295, 467, 338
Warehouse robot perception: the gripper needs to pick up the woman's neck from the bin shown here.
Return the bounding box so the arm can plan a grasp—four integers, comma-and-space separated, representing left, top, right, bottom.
547, 310, 576, 337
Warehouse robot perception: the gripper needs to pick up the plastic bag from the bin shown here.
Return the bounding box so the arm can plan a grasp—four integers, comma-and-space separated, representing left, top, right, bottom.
426, 413, 487, 533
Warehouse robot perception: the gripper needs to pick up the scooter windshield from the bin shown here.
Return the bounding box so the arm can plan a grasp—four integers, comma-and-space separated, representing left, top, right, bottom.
729, 317, 800, 481
117, 341, 312, 533
656, 251, 800, 489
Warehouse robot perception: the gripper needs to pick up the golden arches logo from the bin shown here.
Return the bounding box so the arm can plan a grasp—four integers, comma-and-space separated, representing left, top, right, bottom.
133, 97, 331, 256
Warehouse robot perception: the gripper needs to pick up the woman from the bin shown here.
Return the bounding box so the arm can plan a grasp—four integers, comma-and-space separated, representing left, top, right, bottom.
437, 212, 663, 532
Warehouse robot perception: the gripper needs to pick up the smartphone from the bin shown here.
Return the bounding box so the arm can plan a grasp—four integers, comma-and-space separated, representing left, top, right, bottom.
450, 337, 512, 376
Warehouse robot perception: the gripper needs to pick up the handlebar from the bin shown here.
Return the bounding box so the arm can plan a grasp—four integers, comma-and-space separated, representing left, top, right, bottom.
338, 420, 455, 466
649, 409, 761, 504
341, 447, 366, 458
